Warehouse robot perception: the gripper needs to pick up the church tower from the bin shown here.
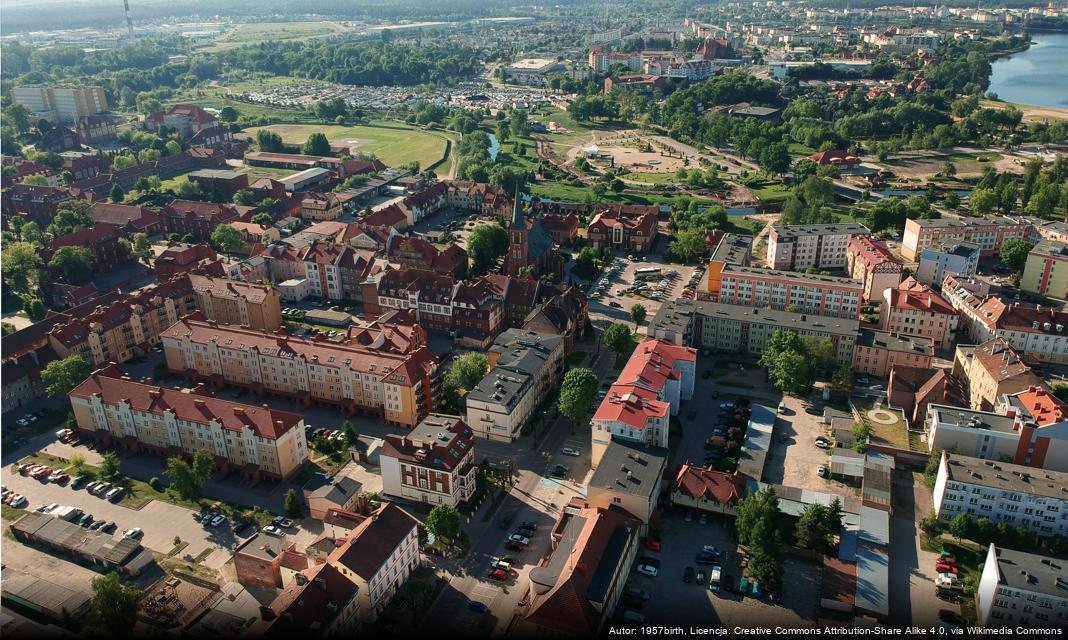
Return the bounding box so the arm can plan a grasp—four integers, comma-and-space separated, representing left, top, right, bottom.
505, 191, 529, 276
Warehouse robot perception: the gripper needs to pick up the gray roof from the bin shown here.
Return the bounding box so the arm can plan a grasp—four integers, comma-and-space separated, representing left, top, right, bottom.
188, 168, 244, 179
529, 512, 587, 590
719, 263, 863, 288
235, 532, 286, 561
855, 328, 933, 354
589, 438, 668, 498
923, 241, 980, 258
862, 463, 892, 509
944, 454, 1068, 500
911, 215, 1031, 229
10, 513, 146, 569
466, 367, 532, 411
858, 506, 890, 548
303, 472, 363, 505
991, 545, 1068, 597
1, 571, 90, 619
711, 233, 752, 266
831, 449, 866, 478
771, 222, 869, 240
855, 545, 890, 617
738, 404, 775, 481
648, 298, 861, 340
490, 329, 562, 374
929, 404, 1018, 434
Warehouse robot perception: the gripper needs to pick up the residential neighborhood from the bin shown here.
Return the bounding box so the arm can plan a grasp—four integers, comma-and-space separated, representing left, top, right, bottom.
1, 1, 1068, 639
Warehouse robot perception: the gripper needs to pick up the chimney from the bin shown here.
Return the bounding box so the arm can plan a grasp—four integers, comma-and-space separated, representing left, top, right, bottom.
194, 399, 206, 408
315, 577, 327, 591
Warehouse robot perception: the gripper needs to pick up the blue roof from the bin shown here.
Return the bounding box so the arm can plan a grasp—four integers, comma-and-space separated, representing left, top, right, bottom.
858, 506, 890, 548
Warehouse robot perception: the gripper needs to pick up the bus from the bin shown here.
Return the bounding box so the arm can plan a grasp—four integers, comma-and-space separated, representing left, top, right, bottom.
634, 267, 662, 280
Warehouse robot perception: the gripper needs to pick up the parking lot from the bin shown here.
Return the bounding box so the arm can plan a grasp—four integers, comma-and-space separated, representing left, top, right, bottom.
625, 509, 818, 628
586, 254, 699, 326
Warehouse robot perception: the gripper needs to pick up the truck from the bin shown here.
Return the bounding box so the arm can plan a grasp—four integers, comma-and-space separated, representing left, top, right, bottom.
709, 566, 722, 594
52, 505, 83, 522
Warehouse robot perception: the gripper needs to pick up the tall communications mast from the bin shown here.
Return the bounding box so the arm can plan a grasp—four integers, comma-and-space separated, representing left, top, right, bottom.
123, 0, 134, 38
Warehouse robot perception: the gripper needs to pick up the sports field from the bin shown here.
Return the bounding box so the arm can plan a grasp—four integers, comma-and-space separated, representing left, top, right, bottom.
241, 123, 450, 169
199, 21, 351, 51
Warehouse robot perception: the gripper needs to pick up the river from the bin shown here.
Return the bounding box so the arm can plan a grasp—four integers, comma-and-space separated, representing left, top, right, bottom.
988, 32, 1068, 109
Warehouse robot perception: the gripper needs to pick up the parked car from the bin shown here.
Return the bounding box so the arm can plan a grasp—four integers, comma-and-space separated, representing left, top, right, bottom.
637, 564, 658, 577
210, 515, 225, 527
77, 513, 95, 527
818, 465, 830, 478
695, 570, 707, 585
508, 534, 530, 546
560, 447, 580, 457
99, 521, 116, 533
36, 502, 58, 514
683, 566, 695, 583
8, 495, 27, 508
504, 541, 525, 552
815, 437, 832, 449
71, 475, 89, 488
625, 587, 650, 601
695, 552, 717, 565
105, 487, 125, 502
262, 525, 283, 536
487, 568, 508, 581
702, 546, 722, 557
122, 527, 143, 540
644, 539, 662, 552
698, 513, 708, 525
550, 464, 568, 478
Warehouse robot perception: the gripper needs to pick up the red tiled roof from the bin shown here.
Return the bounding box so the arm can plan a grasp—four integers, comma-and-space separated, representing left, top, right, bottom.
671, 465, 746, 504
187, 273, 273, 304
592, 384, 669, 429
323, 508, 367, 530
848, 236, 900, 270
1011, 385, 1068, 426
970, 337, 1037, 384
809, 150, 859, 165
362, 204, 407, 228
69, 365, 303, 439
88, 202, 160, 230
616, 339, 696, 392
48, 225, 125, 250
887, 277, 955, 316
587, 209, 658, 236
162, 314, 438, 388
328, 503, 418, 580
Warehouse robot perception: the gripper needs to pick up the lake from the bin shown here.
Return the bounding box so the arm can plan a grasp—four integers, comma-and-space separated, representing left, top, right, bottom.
988, 32, 1068, 109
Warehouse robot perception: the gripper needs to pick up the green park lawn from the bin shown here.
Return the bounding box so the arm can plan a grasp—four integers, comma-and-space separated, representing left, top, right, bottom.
241, 122, 449, 169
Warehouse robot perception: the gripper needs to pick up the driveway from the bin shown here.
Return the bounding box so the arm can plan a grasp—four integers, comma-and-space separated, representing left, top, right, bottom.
890, 469, 953, 627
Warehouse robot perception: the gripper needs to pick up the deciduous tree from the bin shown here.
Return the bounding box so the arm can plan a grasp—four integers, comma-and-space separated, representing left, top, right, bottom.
90, 572, 142, 638
42, 354, 91, 397
558, 368, 599, 426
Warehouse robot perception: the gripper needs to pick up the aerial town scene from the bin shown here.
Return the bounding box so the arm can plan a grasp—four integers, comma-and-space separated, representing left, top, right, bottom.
0, 0, 1067, 637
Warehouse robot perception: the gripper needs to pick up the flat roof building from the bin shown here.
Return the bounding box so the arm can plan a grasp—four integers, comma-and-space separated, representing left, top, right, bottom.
976, 544, 1068, 628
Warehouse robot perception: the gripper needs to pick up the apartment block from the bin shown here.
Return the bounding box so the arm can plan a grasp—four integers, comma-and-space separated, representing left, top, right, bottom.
932, 452, 1068, 537
852, 329, 935, 378
766, 223, 869, 271
944, 288, 1068, 364
12, 85, 108, 123
952, 338, 1041, 411
379, 414, 477, 506
916, 241, 980, 288
976, 545, 1068, 628
847, 236, 903, 301
464, 330, 564, 442
1021, 239, 1068, 300
249, 563, 362, 639
902, 216, 1034, 261
647, 299, 859, 365
298, 241, 385, 302
161, 199, 240, 242
879, 277, 958, 350
162, 314, 439, 428
386, 235, 468, 278
362, 268, 504, 347
591, 339, 696, 467
703, 263, 862, 319
187, 273, 282, 331
69, 365, 309, 480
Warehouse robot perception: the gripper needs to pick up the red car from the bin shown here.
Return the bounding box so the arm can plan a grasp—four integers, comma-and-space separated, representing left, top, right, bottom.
487, 568, 508, 581
936, 564, 958, 574
52, 473, 70, 484
32, 466, 53, 479
505, 541, 525, 552
645, 540, 662, 552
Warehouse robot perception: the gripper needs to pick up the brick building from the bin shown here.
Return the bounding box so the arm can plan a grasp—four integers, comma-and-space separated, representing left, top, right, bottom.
379, 414, 477, 506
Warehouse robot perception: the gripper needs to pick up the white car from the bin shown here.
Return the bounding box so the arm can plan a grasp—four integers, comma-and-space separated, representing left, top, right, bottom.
508, 534, 530, 546
815, 438, 833, 449
561, 447, 581, 457
9, 495, 27, 509
210, 515, 225, 527
122, 527, 144, 540
262, 525, 283, 536
55, 428, 72, 439
636, 564, 658, 577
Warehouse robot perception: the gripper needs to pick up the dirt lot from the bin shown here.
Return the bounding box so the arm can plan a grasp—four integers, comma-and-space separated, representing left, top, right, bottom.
762, 395, 853, 497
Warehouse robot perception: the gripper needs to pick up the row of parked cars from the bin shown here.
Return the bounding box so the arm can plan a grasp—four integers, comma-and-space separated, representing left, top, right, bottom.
680, 264, 706, 300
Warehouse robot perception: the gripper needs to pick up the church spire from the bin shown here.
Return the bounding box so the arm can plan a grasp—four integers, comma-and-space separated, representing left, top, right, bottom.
510, 186, 525, 230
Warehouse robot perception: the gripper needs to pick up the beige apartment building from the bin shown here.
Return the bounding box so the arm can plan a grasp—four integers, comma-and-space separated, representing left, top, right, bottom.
188, 273, 282, 331
162, 314, 439, 427
12, 85, 109, 123
952, 338, 1042, 411
68, 365, 309, 480
902, 216, 1034, 261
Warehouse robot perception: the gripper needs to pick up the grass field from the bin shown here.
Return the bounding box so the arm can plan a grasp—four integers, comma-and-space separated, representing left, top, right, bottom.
885, 150, 1004, 178
242, 122, 450, 169
747, 181, 792, 202
198, 21, 351, 52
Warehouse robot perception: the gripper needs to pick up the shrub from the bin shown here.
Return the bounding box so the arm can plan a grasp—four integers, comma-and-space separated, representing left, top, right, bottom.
148, 477, 163, 491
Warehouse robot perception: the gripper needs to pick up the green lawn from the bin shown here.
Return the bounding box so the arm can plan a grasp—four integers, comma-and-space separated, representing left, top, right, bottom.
856, 399, 911, 450
787, 143, 815, 156
1, 504, 28, 521
625, 171, 678, 184
242, 121, 449, 169
747, 181, 792, 203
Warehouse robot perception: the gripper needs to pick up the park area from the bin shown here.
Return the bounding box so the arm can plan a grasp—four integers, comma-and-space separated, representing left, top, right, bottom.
585, 144, 688, 175
241, 122, 450, 169
882, 149, 1005, 179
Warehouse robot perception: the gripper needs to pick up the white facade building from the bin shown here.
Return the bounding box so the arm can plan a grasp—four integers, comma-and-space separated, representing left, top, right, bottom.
976, 544, 1068, 628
